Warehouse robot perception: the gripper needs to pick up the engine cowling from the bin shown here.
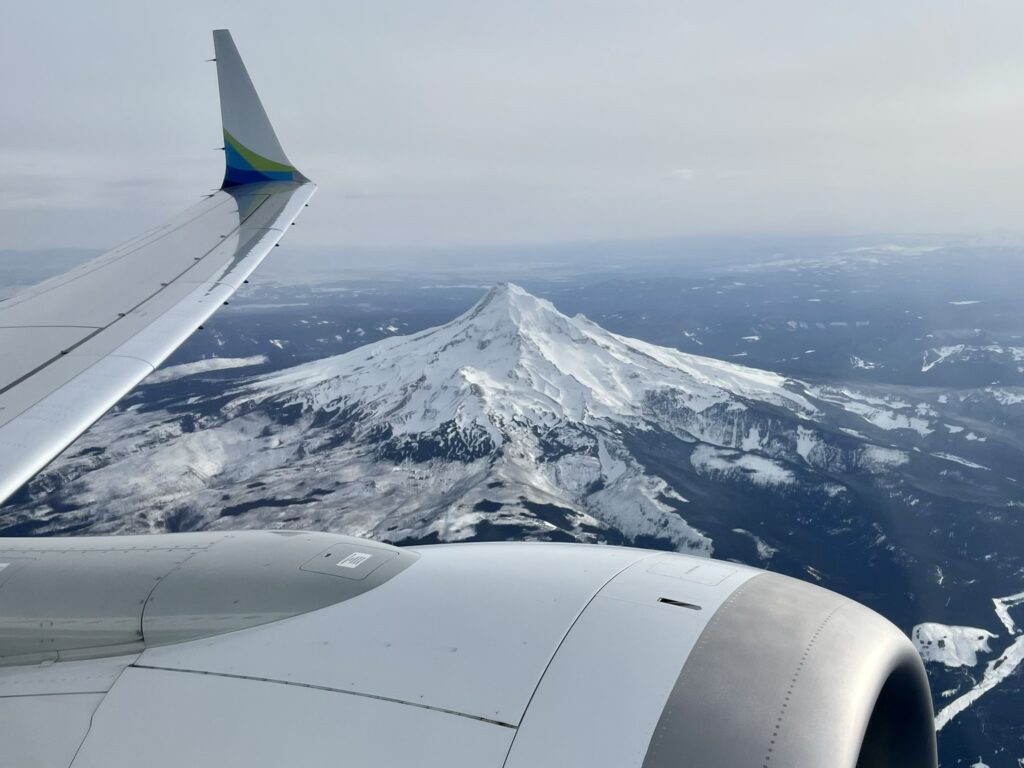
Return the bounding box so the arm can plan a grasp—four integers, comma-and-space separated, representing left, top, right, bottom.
640, 570, 937, 768
0, 534, 936, 767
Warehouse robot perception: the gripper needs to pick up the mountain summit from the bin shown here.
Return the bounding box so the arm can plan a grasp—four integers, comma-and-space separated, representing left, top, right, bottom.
8, 285, 953, 558
247, 282, 816, 438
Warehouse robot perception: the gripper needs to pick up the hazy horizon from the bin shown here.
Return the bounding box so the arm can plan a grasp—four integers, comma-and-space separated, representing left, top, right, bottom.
4, 1, 1024, 255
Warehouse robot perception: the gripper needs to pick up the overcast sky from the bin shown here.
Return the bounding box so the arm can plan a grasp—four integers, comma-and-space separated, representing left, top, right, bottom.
2, 1, 1023, 252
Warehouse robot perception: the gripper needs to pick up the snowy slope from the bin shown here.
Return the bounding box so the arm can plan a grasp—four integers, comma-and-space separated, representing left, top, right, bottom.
236, 283, 817, 436
3, 284, 996, 553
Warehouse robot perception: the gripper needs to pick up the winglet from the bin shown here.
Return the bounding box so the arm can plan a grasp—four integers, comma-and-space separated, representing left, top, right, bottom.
213, 29, 306, 188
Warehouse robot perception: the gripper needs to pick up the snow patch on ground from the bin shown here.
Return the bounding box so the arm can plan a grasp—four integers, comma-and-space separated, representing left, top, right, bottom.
596, 437, 628, 484
588, 470, 711, 554
842, 400, 932, 436
994, 591, 1024, 634
795, 426, 818, 464
810, 386, 932, 436
935, 636, 1024, 731
932, 452, 990, 471
923, 344, 1024, 373
691, 445, 795, 487
922, 345, 966, 372
145, 355, 268, 385
732, 528, 778, 560
859, 445, 909, 472
912, 623, 996, 668
987, 387, 1024, 406
930, 588, 1024, 732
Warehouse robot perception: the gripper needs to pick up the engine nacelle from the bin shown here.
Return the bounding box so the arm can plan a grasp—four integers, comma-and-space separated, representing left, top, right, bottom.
0, 533, 936, 767
640, 569, 937, 768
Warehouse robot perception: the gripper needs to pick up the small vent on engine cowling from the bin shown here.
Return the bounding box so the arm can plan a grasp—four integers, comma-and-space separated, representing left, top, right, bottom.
658, 597, 702, 610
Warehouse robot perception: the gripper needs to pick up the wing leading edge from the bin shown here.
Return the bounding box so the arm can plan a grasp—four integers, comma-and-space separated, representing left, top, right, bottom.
0, 30, 315, 506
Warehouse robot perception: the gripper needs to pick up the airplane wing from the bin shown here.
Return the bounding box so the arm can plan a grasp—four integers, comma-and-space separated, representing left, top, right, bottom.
0, 29, 315, 505
0, 30, 938, 768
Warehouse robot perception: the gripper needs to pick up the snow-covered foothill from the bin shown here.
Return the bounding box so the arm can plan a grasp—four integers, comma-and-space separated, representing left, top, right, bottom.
912, 623, 996, 668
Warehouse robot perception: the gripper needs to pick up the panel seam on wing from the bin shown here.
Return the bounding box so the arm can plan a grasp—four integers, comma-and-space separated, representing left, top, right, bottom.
0, 690, 109, 699
129, 663, 519, 729
66, 653, 140, 766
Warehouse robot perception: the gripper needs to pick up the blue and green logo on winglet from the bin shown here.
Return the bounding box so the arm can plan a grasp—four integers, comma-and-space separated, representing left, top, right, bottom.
222, 130, 304, 187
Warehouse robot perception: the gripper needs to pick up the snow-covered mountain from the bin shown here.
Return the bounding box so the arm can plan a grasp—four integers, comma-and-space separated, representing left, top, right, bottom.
248, 282, 818, 434
9, 282, 993, 558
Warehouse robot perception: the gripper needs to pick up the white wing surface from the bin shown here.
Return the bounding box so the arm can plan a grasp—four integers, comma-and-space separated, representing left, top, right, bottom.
0, 30, 314, 505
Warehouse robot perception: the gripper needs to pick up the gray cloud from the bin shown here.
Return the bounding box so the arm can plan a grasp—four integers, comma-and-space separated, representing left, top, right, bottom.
2, 1, 1024, 251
